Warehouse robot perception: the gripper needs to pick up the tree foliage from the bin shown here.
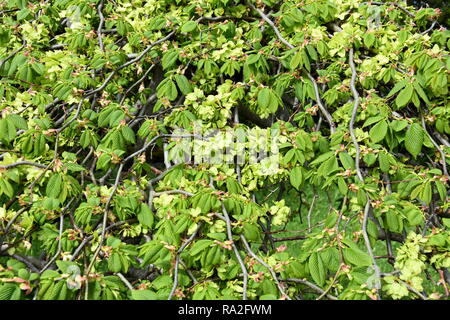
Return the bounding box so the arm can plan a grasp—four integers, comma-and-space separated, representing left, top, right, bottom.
0, 0, 449, 300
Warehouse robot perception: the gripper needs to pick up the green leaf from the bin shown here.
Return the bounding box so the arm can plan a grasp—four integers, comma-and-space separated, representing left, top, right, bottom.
166, 80, 178, 101
162, 49, 179, 70
405, 123, 424, 158
385, 210, 400, 232
310, 151, 334, 166
121, 126, 136, 144
149, 16, 166, 30
413, 81, 430, 104
0, 284, 20, 300
302, 50, 310, 72
267, 90, 280, 113
289, 166, 303, 190
378, 152, 390, 173
363, 115, 385, 128
369, 120, 388, 143
243, 223, 259, 242
258, 88, 270, 109
174, 74, 192, 95
46, 174, 62, 198
7, 114, 28, 130
395, 84, 413, 108
31, 62, 45, 75
339, 152, 354, 170
180, 21, 198, 33
190, 239, 213, 256
96, 153, 111, 170
108, 252, 122, 273
17, 8, 31, 21
290, 51, 302, 70
308, 253, 325, 286
364, 33, 375, 48
386, 79, 407, 98
390, 119, 408, 132
306, 45, 318, 61
109, 110, 125, 127
131, 290, 157, 300
404, 207, 423, 226
343, 246, 372, 267
247, 54, 260, 65
0, 118, 16, 142
141, 243, 164, 265
137, 204, 154, 228
419, 182, 432, 205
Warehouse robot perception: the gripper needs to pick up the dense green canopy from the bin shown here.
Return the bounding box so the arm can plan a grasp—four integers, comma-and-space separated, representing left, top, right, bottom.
0, 0, 449, 300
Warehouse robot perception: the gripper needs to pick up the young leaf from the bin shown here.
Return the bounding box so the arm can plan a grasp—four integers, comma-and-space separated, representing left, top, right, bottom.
343, 246, 372, 267
290, 51, 302, 70
131, 290, 157, 300
369, 120, 388, 143
338, 152, 354, 170
46, 174, 62, 198
395, 84, 413, 108
137, 204, 154, 228
386, 79, 407, 98
258, 88, 271, 109
180, 21, 198, 33
289, 166, 303, 190
174, 74, 192, 95
308, 253, 325, 286
162, 49, 179, 70
405, 123, 424, 158
378, 152, 390, 173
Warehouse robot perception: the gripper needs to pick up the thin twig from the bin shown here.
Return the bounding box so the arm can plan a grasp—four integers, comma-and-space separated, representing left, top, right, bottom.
307, 194, 318, 232
97, 0, 105, 52
365, 2, 416, 18
399, 279, 427, 300
421, 116, 449, 179
153, 190, 194, 197
116, 272, 134, 291
349, 47, 382, 297
0, 208, 26, 245
316, 263, 343, 300
0, 40, 26, 70
240, 235, 291, 300
0, 161, 47, 169
85, 31, 176, 97
282, 278, 338, 300
168, 223, 202, 300
120, 64, 156, 105
348, 48, 364, 182
220, 204, 249, 300
40, 199, 76, 273
362, 201, 382, 296
85, 163, 125, 299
